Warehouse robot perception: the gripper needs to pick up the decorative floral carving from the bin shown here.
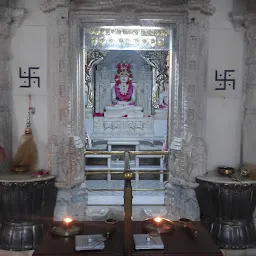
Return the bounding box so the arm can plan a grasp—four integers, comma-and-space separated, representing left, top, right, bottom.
117, 8, 137, 25
165, 181, 200, 220
0, 23, 10, 38
168, 134, 207, 183
187, 0, 216, 16
85, 50, 108, 108
246, 25, 256, 45
40, 0, 70, 12
92, 118, 154, 138
11, 8, 26, 27
138, 51, 168, 109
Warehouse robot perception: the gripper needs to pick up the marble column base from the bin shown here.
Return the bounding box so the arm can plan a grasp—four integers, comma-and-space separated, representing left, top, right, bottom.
165, 179, 200, 221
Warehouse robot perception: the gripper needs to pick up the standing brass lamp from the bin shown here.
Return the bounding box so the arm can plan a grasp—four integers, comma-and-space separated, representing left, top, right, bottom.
123, 151, 134, 256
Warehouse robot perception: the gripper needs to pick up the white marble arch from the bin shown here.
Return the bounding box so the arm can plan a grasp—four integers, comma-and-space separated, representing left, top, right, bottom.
39, 0, 215, 202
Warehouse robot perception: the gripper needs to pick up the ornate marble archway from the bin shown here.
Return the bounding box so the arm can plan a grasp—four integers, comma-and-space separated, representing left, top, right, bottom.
39, 0, 215, 189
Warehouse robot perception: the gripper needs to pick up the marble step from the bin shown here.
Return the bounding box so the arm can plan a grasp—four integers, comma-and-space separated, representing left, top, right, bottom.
86, 180, 165, 205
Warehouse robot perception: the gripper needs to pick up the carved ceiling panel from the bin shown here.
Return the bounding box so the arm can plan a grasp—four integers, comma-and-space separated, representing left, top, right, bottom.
74, 0, 188, 5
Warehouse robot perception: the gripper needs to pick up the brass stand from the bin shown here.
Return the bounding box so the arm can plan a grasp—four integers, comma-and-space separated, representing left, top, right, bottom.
123, 152, 134, 256
84, 149, 169, 255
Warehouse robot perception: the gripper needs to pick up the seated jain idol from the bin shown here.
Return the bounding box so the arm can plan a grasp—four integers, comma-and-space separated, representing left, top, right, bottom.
104, 63, 143, 118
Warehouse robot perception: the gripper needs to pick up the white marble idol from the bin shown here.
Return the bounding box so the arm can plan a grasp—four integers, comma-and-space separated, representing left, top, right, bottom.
104, 63, 143, 118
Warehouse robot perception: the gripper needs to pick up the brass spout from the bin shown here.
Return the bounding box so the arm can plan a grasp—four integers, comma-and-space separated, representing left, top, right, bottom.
123, 151, 133, 256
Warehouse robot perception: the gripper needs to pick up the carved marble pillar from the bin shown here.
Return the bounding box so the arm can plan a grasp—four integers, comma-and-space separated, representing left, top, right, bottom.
0, 7, 25, 173
0, 18, 11, 173
243, 17, 256, 166
168, 1, 214, 180
230, 9, 256, 166
166, 0, 215, 220
184, 0, 215, 139
229, 4, 256, 231
40, 0, 85, 188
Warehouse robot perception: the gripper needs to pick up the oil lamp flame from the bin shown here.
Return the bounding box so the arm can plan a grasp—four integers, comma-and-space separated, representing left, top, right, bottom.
63, 217, 73, 227
64, 217, 73, 223
154, 217, 162, 223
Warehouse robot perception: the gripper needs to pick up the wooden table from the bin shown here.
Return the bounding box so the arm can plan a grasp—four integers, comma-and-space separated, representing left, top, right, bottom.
33, 221, 223, 256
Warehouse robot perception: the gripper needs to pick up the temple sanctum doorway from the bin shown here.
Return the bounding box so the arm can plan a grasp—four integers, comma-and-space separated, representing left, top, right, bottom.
83, 26, 172, 210
50, 0, 210, 222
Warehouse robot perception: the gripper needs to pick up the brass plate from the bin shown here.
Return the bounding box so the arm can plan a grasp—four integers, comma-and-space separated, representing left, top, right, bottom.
142, 218, 174, 234
52, 224, 82, 237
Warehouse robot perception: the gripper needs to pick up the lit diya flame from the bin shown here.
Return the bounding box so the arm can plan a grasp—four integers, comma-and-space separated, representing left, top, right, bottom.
63, 217, 73, 227
153, 217, 163, 226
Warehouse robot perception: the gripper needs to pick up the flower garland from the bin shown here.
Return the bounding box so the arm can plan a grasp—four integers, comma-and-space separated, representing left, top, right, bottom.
114, 63, 133, 86
114, 83, 134, 102
114, 63, 134, 102
159, 103, 168, 109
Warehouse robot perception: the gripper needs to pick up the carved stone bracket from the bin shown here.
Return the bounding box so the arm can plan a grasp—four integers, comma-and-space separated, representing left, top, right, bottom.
229, 12, 246, 32
11, 8, 26, 27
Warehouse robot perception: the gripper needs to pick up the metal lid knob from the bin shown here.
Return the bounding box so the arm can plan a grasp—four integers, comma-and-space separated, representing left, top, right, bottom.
124, 170, 133, 181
